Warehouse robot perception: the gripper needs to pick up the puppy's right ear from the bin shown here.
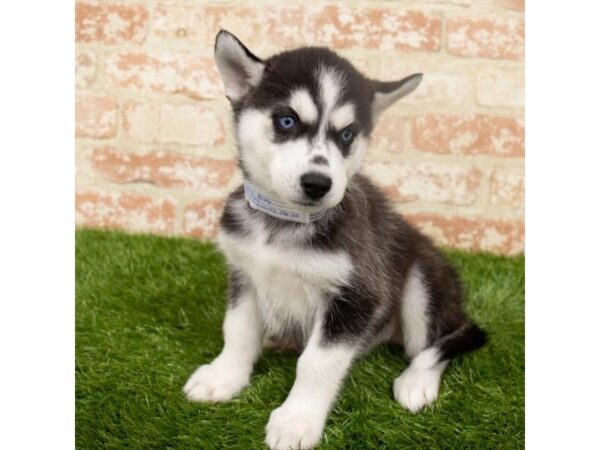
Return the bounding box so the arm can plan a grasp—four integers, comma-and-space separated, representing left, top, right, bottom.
214, 30, 265, 102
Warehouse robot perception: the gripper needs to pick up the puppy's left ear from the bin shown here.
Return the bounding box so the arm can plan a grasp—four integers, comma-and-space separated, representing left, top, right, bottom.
371, 73, 423, 118
214, 30, 265, 102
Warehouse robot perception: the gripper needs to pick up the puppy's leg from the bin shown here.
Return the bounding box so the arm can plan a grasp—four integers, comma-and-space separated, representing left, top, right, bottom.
394, 264, 486, 412
393, 323, 486, 413
393, 347, 448, 413
184, 288, 262, 403
394, 264, 447, 413
265, 324, 356, 450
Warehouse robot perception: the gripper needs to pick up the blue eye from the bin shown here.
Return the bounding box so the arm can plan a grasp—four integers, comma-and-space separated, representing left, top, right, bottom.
276, 115, 296, 130
340, 129, 354, 143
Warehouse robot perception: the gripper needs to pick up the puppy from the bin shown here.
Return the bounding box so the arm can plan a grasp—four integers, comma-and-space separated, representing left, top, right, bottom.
184, 30, 487, 450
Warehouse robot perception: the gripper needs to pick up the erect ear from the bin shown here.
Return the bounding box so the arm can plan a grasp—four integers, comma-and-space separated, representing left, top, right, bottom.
371, 73, 423, 118
214, 30, 265, 102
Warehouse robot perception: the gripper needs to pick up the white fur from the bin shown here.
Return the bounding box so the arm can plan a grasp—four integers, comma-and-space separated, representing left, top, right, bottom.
237, 107, 349, 210
393, 346, 447, 413
235, 66, 368, 214
218, 220, 352, 288
311, 137, 348, 207
330, 102, 355, 130
317, 68, 365, 181
265, 323, 356, 450
289, 89, 318, 124
318, 67, 345, 127
315, 67, 345, 159
218, 217, 353, 341
401, 265, 430, 358
237, 108, 273, 187
214, 32, 264, 101
184, 292, 262, 402
411, 347, 442, 370
269, 136, 344, 209
345, 134, 368, 179
393, 359, 448, 414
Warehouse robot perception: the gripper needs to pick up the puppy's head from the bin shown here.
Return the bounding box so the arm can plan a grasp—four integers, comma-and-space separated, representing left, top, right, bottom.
214, 30, 422, 210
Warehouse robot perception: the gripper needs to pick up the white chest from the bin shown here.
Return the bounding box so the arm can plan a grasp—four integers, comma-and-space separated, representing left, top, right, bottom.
218, 229, 353, 341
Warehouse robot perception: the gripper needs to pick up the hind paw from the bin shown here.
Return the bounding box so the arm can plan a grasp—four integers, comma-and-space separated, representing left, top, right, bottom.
393, 366, 442, 413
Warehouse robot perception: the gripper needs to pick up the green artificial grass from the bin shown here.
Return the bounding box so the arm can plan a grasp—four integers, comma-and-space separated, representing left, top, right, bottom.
76, 229, 524, 449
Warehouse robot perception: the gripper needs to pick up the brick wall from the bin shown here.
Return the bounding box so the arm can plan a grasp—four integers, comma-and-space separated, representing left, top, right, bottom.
75, 0, 525, 255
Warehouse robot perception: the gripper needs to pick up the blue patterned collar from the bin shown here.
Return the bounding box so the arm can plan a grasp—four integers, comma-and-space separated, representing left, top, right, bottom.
243, 181, 328, 224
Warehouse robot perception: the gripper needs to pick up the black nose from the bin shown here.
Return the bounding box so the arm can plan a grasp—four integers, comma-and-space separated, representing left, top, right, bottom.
300, 172, 332, 200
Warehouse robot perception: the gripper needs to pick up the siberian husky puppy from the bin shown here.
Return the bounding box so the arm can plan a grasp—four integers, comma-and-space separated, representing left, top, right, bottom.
184, 30, 487, 450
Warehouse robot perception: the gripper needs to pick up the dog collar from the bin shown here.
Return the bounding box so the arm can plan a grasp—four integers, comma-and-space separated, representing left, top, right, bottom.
243, 181, 328, 224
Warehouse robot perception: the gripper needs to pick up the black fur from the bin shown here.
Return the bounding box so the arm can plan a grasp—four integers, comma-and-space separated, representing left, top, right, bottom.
218, 30, 486, 362
250, 48, 374, 132
311, 155, 329, 166
222, 175, 487, 359
227, 45, 389, 179
437, 324, 488, 361
323, 283, 378, 344
220, 195, 248, 237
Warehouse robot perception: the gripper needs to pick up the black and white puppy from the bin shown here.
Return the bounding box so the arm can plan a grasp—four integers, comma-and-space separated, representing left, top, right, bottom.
184, 30, 487, 450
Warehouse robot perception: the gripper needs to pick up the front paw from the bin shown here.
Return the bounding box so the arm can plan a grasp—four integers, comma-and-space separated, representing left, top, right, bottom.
265, 404, 324, 450
183, 360, 249, 403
